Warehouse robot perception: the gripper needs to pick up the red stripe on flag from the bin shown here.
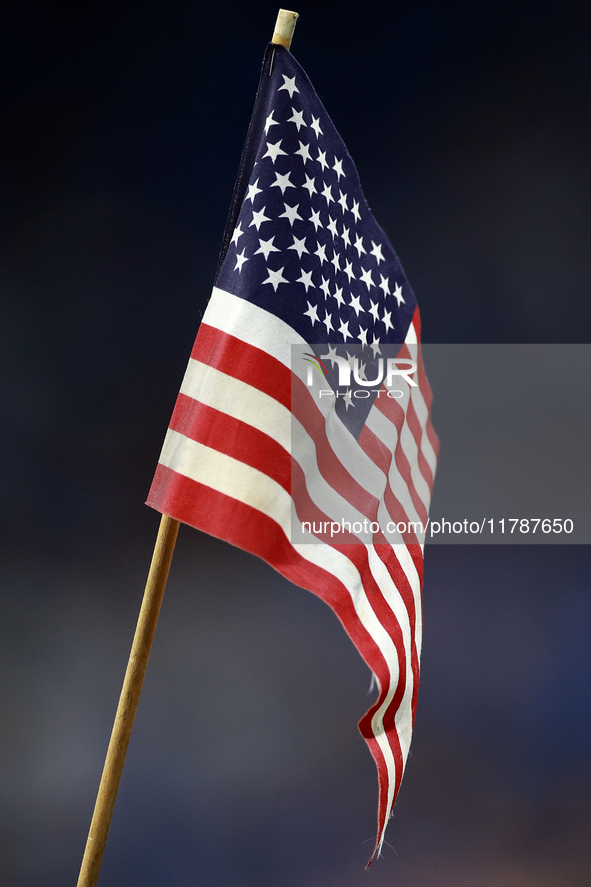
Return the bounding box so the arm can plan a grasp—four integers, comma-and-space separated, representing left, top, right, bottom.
168, 393, 291, 492
357, 424, 421, 545
373, 544, 421, 721
192, 323, 291, 410
406, 396, 435, 491
375, 396, 429, 524
291, 376, 382, 519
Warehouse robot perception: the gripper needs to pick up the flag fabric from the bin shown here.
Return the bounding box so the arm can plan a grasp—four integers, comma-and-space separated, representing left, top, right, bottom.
148, 42, 438, 861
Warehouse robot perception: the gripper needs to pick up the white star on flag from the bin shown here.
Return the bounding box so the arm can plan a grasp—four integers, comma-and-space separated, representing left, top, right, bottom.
262, 266, 289, 291
382, 309, 394, 332
249, 207, 271, 231
322, 309, 334, 332
314, 243, 328, 264
263, 140, 288, 163
288, 107, 306, 130
289, 235, 309, 258
270, 170, 295, 194
317, 148, 328, 170
338, 318, 352, 340
359, 266, 374, 290
297, 268, 314, 291
310, 115, 323, 137
254, 236, 281, 260
231, 222, 244, 245
321, 182, 334, 204
234, 249, 248, 272
295, 141, 312, 163
245, 179, 262, 202
303, 301, 320, 324
302, 174, 317, 196
370, 241, 385, 263
332, 285, 345, 307
308, 208, 322, 230
393, 282, 405, 306
278, 74, 298, 97
279, 203, 303, 225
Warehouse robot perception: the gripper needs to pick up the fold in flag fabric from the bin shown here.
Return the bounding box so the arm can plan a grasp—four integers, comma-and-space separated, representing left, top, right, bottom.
148, 42, 439, 862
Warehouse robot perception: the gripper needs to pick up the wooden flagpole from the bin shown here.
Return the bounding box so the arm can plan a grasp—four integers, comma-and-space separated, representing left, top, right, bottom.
76, 513, 180, 887
75, 10, 298, 886
272, 8, 299, 49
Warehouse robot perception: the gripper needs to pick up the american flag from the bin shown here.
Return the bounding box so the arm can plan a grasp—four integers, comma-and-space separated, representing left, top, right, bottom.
148, 43, 438, 861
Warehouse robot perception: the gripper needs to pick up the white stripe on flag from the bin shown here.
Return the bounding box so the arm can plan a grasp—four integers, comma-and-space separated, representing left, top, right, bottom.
180, 359, 292, 451
410, 384, 438, 479
365, 408, 424, 526
203, 286, 305, 367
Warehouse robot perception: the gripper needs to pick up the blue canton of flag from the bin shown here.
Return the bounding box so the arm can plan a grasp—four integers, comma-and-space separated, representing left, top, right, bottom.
216, 45, 416, 438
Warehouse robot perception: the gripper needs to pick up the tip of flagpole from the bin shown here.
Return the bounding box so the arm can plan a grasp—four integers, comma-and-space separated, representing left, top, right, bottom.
271, 8, 299, 50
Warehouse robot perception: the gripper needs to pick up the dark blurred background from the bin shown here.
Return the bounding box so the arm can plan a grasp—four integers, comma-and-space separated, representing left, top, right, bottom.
1, 1, 591, 884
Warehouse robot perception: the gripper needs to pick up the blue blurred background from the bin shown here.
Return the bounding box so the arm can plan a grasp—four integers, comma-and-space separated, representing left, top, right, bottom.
1, 1, 591, 884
